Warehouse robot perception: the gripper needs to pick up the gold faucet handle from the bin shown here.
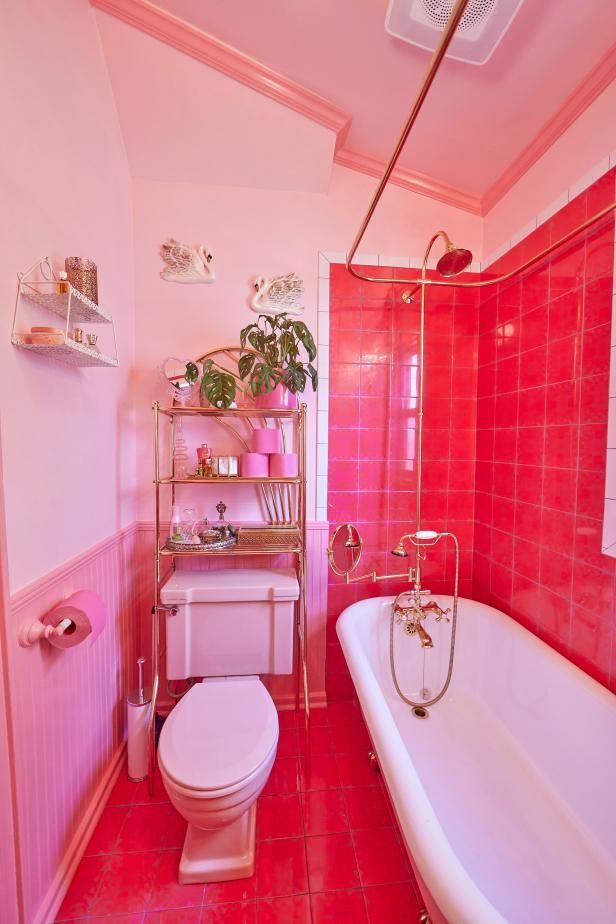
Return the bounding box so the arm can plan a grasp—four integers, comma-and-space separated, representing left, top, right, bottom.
432, 603, 451, 622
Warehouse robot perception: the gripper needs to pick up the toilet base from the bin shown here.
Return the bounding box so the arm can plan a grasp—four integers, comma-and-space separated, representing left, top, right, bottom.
179, 804, 256, 884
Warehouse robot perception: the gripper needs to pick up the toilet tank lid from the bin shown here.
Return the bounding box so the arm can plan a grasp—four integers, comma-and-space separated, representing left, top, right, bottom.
160, 568, 300, 603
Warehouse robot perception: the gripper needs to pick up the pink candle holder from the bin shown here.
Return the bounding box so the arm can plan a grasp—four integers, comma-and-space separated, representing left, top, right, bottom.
251, 429, 282, 454
239, 453, 269, 477
269, 453, 299, 478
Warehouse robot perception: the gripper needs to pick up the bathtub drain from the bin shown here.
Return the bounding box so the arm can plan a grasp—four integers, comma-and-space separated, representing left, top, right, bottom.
412, 705, 429, 719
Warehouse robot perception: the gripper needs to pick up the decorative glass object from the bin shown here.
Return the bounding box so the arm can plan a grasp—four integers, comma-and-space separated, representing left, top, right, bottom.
173, 416, 188, 479
65, 257, 98, 305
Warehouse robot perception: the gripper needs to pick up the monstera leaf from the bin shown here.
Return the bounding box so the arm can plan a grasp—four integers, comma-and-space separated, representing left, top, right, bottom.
200, 359, 236, 409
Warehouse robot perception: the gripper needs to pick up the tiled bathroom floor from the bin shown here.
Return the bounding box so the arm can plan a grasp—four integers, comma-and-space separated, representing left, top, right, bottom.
57, 701, 423, 923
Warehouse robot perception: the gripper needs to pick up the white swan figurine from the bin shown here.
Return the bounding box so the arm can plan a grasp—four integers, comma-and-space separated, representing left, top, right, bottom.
250, 273, 304, 315
159, 239, 215, 283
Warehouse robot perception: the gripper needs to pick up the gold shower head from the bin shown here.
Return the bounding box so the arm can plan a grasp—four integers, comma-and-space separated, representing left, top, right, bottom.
391, 541, 408, 558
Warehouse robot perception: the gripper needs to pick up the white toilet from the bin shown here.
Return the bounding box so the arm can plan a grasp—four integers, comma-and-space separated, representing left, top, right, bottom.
157, 568, 299, 884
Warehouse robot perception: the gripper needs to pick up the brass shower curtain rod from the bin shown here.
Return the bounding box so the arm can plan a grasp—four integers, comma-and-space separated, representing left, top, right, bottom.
346, 0, 616, 290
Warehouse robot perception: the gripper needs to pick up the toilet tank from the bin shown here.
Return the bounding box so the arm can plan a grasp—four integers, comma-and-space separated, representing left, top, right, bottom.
160, 568, 299, 680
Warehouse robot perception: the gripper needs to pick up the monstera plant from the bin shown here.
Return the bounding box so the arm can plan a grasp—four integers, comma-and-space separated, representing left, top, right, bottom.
185, 313, 318, 409
238, 313, 318, 397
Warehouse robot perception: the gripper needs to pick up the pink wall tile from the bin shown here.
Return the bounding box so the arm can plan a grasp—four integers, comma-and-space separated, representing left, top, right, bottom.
328, 265, 480, 703
473, 171, 616, 691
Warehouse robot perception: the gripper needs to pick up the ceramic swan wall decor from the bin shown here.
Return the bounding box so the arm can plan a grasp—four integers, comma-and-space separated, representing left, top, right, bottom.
159, 239, 216, 283
250, 273, 304, 316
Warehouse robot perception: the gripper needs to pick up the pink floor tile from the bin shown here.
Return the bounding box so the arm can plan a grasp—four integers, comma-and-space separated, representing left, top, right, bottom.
146, 849, 204, 910
116, 804, 176, 853
298, 753, 340, 791
335, 752, 380, 788
343, 786, 393, 830
297, 723, 334, 755
56, 855, 109, 919
85, 805, 129, 855
262, 757, 299, 796
311, 888, 369, 924
352, 828, 411, 887
256, 895, 311, 923
146, 910, 201, 923
302, 789, 348, 836
90, 852, 158, 916
305, 832, 360, 892
257, 794, 304, 840
84, 915, 144, 924
256, 837, 309, 898
201, 901, 257, 923
331, 719, 371, 754
60, 707, 431, 924
108, 771, 141, 806
133, 767, 171, 804
205, 874, 257, 905
363, 882, 422, 924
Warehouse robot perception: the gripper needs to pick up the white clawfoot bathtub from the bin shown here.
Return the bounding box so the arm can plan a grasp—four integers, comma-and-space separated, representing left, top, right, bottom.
337, 595, 616, 924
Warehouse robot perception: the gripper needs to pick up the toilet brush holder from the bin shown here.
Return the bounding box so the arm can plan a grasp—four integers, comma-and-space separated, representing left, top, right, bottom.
127, 656, 151, 782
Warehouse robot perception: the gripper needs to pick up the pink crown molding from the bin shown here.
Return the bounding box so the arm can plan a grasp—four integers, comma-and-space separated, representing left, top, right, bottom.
90, 0, 351, 144
483, 43, 616, 215
90, 0, 480, 212
335, 146, 483, 214
91, 0, 616, 218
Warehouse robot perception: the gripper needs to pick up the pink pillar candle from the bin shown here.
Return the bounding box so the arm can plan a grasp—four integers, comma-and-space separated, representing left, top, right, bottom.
251, 428, 282, 454
269, 453, 299, 478
239, 452, 269, 477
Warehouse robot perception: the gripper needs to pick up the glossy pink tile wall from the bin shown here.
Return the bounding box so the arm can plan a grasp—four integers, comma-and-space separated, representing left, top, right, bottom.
327, 264, 480, 701
473, 168, 616, 690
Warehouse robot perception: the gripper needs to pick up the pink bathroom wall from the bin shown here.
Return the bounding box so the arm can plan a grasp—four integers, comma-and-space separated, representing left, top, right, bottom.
131, 169, 482, 523
473, 169, 616, 691
0, 0, 136, 593
483, 77, 616, 255
0, 428, 21, 924
0, 2, 139, 922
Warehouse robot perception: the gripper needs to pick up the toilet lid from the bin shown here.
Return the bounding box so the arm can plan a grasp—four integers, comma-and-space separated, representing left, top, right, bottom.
158, 677, 279, 792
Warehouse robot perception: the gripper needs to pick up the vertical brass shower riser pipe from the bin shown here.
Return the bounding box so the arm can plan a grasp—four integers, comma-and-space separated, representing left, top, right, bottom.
415, 275, 427, 588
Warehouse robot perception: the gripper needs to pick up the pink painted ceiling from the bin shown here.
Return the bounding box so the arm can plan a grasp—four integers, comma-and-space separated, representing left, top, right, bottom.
93, 0, 616, 207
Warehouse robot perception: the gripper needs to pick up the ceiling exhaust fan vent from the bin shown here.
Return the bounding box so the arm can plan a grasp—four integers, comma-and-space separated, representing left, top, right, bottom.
420, 0, 496, 34
385, 0, 525, 65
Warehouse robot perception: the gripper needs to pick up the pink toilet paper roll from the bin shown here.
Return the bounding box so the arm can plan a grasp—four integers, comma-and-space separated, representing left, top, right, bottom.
251, 428, 282, 454
269, 453, 299, 478
43, 590, 107, 649
239, 452, 269, 477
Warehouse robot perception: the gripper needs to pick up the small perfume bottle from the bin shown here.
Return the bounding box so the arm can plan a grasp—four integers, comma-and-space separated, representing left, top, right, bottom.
196, 444, 212, 478
56, 270, 69, 295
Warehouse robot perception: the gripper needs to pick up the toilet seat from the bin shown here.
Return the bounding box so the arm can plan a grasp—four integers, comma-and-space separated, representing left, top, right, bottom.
158, 676, 279, 793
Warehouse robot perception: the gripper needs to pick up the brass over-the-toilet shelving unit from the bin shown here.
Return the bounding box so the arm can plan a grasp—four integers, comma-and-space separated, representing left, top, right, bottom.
149, 400, 309, 790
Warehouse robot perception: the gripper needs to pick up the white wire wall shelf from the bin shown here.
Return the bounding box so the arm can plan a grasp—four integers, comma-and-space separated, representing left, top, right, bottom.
11, 333, 118, 368
11, 257, 119, 368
